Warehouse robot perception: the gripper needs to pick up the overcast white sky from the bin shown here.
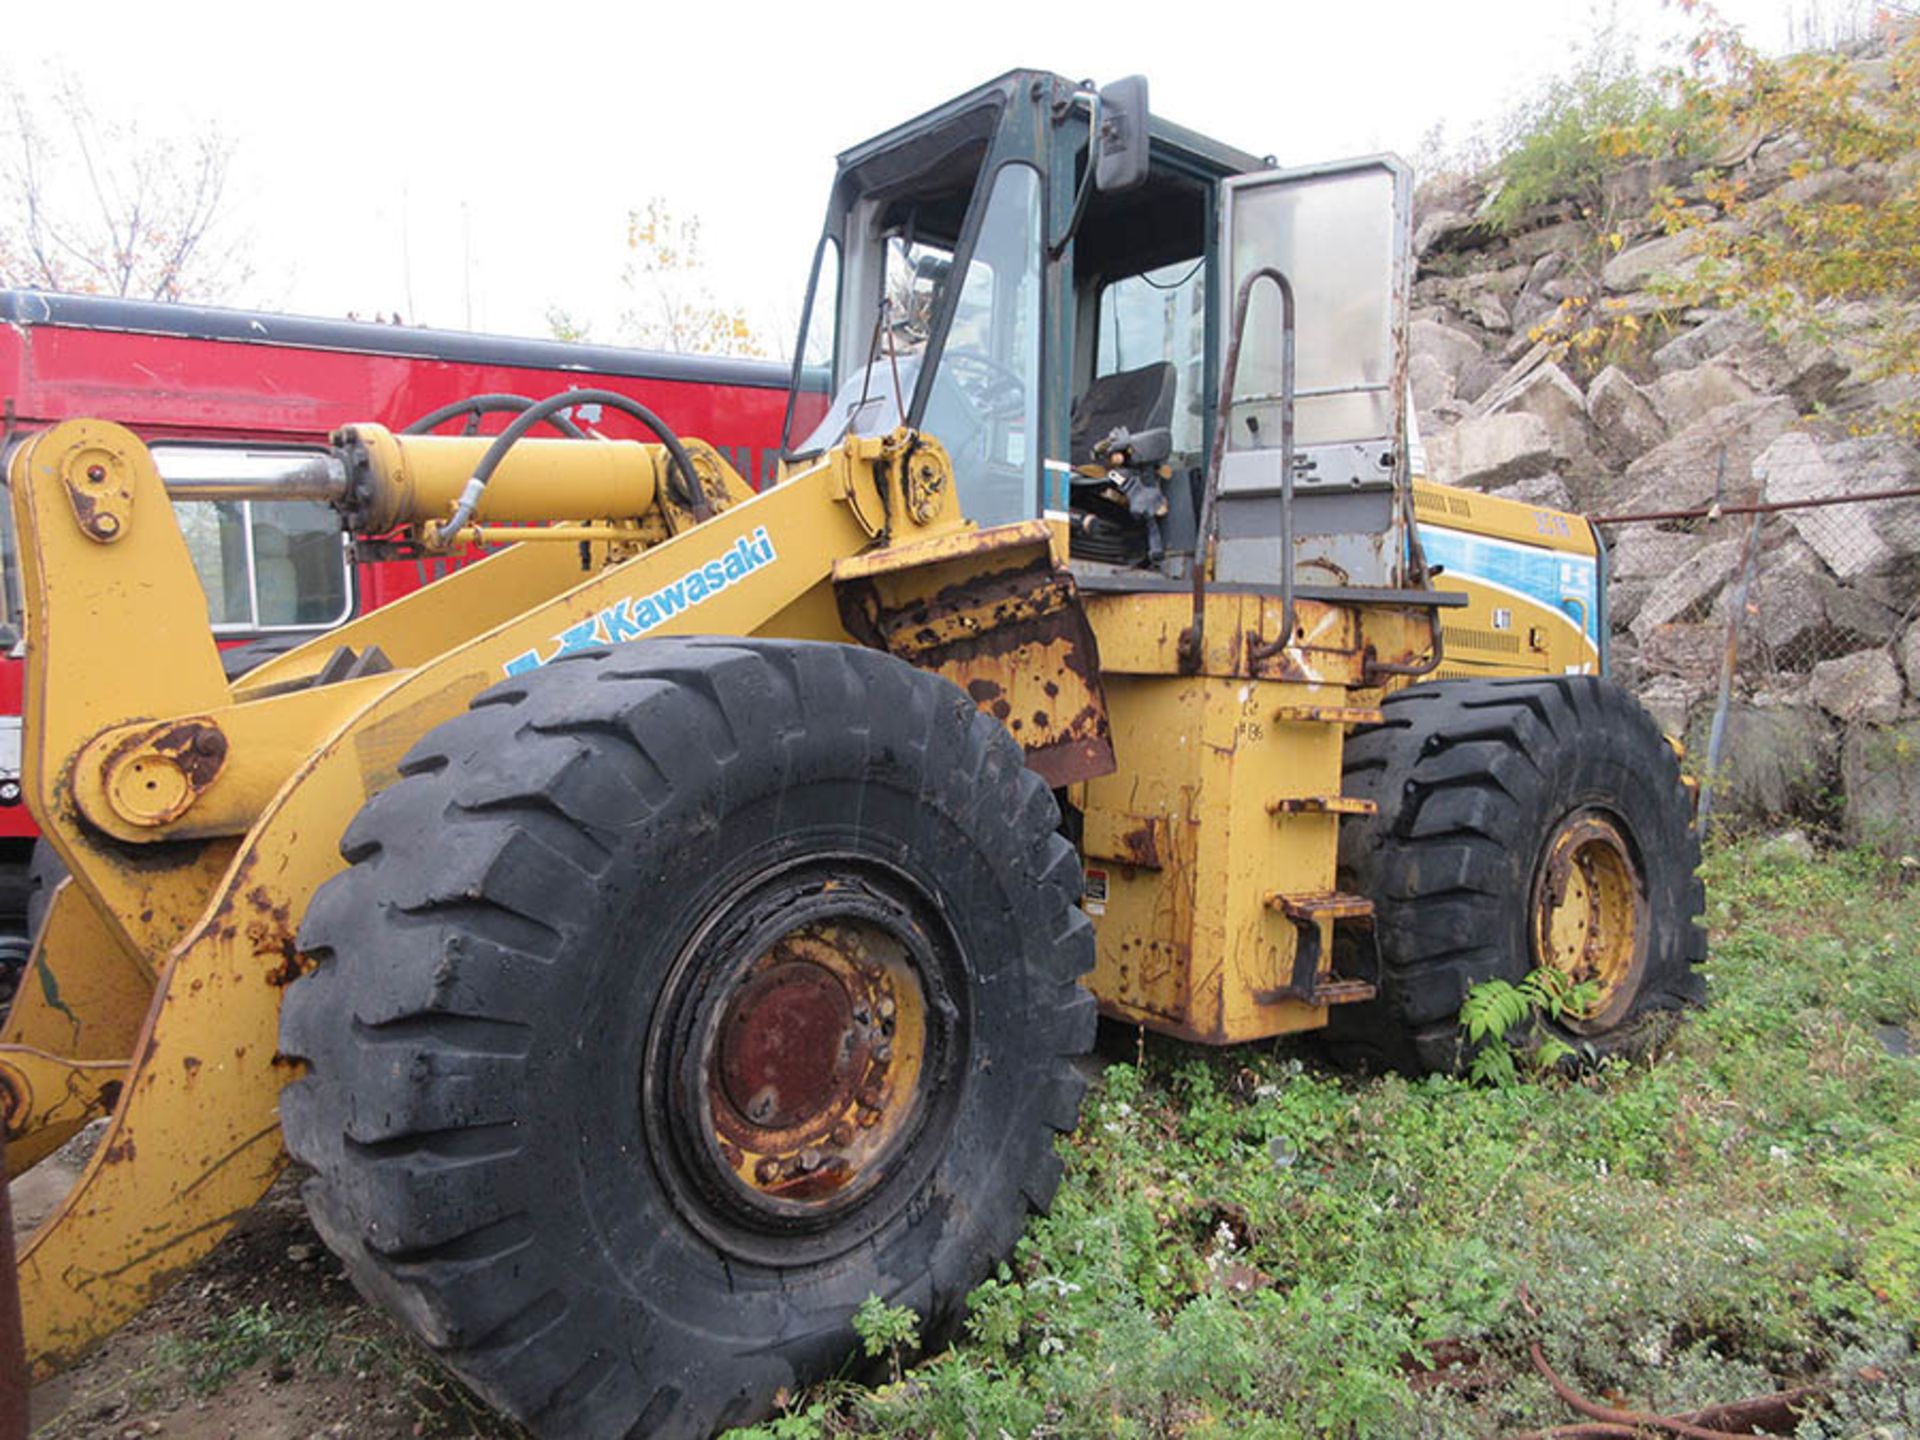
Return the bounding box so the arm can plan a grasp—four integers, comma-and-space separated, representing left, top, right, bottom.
2, 0, 1836, 347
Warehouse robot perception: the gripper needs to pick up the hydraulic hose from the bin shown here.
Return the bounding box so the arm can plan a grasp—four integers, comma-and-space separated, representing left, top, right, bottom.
402, 393, 588, 439
441, 388, 710, 539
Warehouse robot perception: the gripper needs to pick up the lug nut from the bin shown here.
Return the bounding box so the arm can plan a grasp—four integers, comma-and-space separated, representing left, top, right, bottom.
86, 465, 105, 483
754, 1157, 781, 1184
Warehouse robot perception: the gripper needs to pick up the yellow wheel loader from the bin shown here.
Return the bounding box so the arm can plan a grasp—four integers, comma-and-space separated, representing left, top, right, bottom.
0, 72, 1704, 1438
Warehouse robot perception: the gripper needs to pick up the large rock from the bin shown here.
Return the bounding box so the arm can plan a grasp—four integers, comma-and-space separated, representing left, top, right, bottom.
1646, 363, 1760, 433
1723, 333, 1853, 411
1635, 675, 1699, 737
1722, 534, 1897, 670
1685, 701, 1836, 826
1602, 230, 1708, 293
1485, 363, 1608, 503
1489, 474, 1575, 509
1652, 311, 1762, 374
1423, 412, 1556, 488
1639, 622, 1724, 684
1410, 319, 1487, 383
1810, 648, 1904, 725
1608, 525, 1705, 580
1409, 351, 1456, 415
1843, 721, 1920, 854
1902, 619, 1920, 698
1757, 434, 1920, 600
1586, 366, 1668, 466
1631, 534, 1746, 642
1616, 397, 1797, 517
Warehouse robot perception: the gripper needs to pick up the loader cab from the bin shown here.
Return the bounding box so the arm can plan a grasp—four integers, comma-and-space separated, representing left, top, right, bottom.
782, 69, 1415, 588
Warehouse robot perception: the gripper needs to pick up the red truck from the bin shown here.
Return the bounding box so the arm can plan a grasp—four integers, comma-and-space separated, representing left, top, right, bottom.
0, 289, 817, 986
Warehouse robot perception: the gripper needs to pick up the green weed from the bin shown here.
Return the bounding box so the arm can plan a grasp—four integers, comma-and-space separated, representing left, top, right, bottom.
723, 834, 1920, 1437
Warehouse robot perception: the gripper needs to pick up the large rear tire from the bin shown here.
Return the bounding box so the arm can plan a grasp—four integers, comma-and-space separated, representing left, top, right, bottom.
278, 638, 1095, 1439
1323, 676, 1706, 1075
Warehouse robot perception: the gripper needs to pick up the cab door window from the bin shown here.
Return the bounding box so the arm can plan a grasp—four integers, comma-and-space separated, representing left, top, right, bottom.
923, 164, 1043, 527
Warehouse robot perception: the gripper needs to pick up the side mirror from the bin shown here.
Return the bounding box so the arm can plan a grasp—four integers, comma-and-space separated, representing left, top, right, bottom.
1094, 75, 1150, 193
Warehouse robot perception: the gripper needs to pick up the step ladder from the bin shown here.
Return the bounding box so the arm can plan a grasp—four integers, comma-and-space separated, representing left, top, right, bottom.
1258, 699, 1382, 1008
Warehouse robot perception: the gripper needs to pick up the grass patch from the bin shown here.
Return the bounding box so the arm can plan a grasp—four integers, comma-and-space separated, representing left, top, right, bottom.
729, 836, 1920, 1437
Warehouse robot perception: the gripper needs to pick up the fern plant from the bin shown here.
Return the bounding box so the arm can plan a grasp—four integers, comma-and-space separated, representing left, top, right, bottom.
1458, 969, 1605, 1085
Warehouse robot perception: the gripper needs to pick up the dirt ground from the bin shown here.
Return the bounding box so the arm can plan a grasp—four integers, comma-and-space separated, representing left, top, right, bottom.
15, 1126, 517, 1440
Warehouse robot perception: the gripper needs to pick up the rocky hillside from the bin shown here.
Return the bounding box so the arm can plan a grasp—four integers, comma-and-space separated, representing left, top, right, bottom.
1405, 31, 1920, 849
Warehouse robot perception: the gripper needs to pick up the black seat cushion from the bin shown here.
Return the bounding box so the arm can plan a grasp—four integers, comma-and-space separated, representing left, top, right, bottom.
1070, 363, 1177, 467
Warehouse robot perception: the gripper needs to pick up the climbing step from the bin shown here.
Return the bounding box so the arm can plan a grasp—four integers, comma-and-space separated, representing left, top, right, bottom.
1263, 891, 1375, 923
1266, 795, 1378, 817
1271, 703, 1384, 726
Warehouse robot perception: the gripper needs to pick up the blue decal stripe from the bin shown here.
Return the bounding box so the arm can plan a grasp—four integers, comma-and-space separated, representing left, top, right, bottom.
1418, 523, 1598, 641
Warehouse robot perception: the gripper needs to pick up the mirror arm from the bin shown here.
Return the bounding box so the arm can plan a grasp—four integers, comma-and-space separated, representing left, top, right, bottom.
1047, 91, 1099, 262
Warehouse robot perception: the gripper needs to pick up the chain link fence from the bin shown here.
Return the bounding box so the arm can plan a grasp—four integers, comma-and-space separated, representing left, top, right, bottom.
1597, 483, 1920, 847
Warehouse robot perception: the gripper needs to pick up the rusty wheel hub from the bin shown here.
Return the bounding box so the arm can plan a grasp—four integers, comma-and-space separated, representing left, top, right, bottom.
708, 919, 927, 1207
1531, 808, 1648, 1033
646, 859, 963, 1262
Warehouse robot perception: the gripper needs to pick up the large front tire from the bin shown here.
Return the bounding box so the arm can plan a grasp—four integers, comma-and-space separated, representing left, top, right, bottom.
1323, 676, 1706, 1074
278, 638, 1095, 1439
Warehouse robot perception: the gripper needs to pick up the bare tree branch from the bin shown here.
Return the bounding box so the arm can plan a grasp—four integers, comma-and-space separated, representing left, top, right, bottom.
0, 75, 246, 302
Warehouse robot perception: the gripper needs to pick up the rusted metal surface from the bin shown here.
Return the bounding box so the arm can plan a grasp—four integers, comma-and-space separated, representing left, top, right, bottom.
94, 719, 229, 829
1187, 265, 1296, 673
1589, 483, 1920, 527
0, 1047, 128, 1145
1532, 810, 1647, 1033
838, 529, 1115, 788
702, 919, 925, 1210
60, 449, 134, 545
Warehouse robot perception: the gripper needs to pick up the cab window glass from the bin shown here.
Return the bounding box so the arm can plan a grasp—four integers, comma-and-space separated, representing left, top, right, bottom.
1096, 259, 1206, 455
157, 446, 352, 632
923, 164, 1042, 527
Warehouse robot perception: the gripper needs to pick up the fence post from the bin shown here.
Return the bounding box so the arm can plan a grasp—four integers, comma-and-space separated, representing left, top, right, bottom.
1698, 510, 1767, 840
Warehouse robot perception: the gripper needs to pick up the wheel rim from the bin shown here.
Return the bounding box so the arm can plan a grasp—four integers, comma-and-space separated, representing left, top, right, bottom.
645, 858, 964, 1264
1530, 809, 1648, 1033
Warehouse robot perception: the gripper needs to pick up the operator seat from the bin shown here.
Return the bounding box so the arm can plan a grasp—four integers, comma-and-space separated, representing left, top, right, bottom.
1067, 362, 1180, 567
1069, 362, 1177, 465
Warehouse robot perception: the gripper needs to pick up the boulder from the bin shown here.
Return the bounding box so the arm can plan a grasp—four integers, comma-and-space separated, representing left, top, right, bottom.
1454, 354, 1508, 405
1485, 363, 1608, 502
1635, 675, 1698, 737
1739, 575, 1901, 673
1586, 366, 1667, 467
1409, 351, 1456, 414
1902, 619, 1920, 698
1414, 208, 1476, 257
1617, 397, 1796, 517
1651, 311, 1763, 375
1610, 578, 1656, 631
1607, 525, 1704, 580
1602, 230, 1708, 293
1409, 319, 1487, 383
1758, 434, 1920, 599
1467, 291, 1512, 333
1646, 363, 1760, 433
1723, 333, 1853, 411
1631, 534, 1746, 642
1639, 621, 1724, 684
1489, 474, 1575, 509
1423, 412, 1556, 489
1684, 701, 1836, 826
1842, 721, 1920, 854
1810, 648, 1904, 725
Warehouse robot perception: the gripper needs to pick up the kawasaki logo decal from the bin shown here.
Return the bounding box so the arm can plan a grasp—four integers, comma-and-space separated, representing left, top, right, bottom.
503, 527, 778, 676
